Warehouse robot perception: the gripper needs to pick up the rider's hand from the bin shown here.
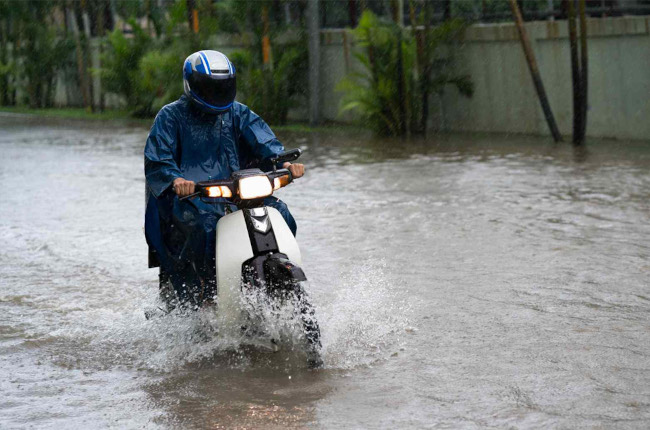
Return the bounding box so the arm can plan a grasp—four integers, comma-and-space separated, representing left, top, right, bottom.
284, 162, 305, 179
172, 177, 196, 197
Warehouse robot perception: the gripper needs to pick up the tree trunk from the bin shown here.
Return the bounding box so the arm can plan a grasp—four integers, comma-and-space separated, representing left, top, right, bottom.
509, 0, 562, 142
67, 5, 91, 110
26, 8, 39, 108
97, 0, 106, 111
261, 5, 272, 118
186, 0, 198, 33
348, 0, 358, 27
10, 16, 18, 106
577, 0, 588, 142
0, 16, 8, 106
420, 0, 431, 134
566, 0, 581, 143
409, 0, 424, 133
390, 0, 407, 135
109, 0, 117, 31
81, 0, 95, 112
261, 5, 272, 70
390, 0, 404, 25
307, 0, 320, 125
443, 0, 451, 20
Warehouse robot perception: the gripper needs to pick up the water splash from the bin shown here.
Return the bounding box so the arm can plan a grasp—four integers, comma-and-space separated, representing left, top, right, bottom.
317, 260, 412, 368
44, 260, 410, 373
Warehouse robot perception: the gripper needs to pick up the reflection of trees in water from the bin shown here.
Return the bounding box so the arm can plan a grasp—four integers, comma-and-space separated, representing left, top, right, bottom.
573, 145, 589, 163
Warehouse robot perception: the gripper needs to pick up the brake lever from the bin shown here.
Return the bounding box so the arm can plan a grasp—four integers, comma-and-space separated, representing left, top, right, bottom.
179, 191, 201, 201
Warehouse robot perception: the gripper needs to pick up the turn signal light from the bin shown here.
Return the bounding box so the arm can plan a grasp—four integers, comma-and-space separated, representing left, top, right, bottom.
273, 174, 291, 191
206, 185, 232, 198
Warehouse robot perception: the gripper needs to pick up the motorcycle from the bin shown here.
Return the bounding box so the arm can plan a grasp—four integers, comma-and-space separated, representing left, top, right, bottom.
154, 149, 322, 367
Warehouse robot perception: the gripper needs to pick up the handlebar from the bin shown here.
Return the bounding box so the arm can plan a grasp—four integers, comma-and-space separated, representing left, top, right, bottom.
178, 149, 301, 202
179, 168, 294, 202
271, 148, 302, 170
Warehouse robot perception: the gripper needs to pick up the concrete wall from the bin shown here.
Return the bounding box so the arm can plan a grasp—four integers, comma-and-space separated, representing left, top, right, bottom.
51, 16, 650, 140
319, 16, 650, 140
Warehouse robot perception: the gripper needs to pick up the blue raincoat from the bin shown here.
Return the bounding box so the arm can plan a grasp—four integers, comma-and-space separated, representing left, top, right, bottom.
144, 95, 296, 295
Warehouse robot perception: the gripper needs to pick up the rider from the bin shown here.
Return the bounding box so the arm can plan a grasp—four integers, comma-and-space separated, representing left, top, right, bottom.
144, 50, 305, 307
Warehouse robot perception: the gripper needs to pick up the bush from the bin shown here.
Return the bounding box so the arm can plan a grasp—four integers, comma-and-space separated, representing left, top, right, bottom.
99, 21, 154, 116
138, 49, 184, 114
98, 0, 308, 120
337, 11, 473, 136
216, 0, 309, 124
0, 1, 74, 108
230, 40, 307, 125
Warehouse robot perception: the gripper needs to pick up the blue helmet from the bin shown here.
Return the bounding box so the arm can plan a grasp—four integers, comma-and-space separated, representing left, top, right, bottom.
183, 50, 236, 114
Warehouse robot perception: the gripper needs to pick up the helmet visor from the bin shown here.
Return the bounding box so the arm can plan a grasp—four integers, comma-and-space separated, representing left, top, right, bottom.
187, 73, 236, 109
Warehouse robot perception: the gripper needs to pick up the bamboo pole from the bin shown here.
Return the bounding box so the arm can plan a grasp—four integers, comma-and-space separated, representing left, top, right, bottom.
508, 0, 562, 142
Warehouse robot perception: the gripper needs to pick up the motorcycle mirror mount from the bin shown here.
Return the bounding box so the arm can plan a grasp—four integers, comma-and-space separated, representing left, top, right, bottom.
270, 148, 302, 172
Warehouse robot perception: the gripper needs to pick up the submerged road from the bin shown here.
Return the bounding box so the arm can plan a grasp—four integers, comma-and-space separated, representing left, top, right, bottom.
1, 114, 649, 428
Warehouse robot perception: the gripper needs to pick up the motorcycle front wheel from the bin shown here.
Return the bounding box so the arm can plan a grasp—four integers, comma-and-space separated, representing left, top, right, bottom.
290, 283, 323, 368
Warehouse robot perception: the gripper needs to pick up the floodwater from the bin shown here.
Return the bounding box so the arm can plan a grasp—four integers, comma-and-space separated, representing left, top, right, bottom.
1, 113, 649, 429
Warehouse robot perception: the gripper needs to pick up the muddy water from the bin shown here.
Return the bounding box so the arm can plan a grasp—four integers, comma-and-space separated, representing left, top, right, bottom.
1, 114, 649, 428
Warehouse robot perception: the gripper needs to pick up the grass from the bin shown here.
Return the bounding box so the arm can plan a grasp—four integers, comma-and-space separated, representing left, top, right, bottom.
0, 105, 366, 133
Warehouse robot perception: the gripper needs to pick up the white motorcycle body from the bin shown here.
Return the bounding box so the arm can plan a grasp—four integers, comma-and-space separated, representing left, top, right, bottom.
215, 206, 302, 327
150, 155, 323, 366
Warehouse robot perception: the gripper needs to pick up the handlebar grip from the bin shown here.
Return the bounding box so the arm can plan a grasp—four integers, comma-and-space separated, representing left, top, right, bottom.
271, 148, 302, 166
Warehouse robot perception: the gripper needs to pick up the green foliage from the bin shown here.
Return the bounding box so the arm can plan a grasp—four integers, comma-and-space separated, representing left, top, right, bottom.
337, 11, 473, 136
20, 25, 73, 108
217, 0, 308, 124
0, 0, 74, 108
138, 49, 184, 114
98, 10, 192, 117
230, 40, 307, 125
3, 0, 308, 119
0, 58, 15, 106
99, 21, 155, 116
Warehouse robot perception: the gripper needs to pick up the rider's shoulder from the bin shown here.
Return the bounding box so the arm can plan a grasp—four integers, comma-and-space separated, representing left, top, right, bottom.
232, 102, 263, 121
232, 101, 249, 114
155, 97, 187, 121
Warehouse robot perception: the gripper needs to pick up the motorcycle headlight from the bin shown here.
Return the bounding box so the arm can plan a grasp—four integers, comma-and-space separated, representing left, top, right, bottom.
238, 175, 273, 200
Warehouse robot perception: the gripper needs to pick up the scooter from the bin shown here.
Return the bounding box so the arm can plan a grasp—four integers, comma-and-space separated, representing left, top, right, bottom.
159, 149, 322, 367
